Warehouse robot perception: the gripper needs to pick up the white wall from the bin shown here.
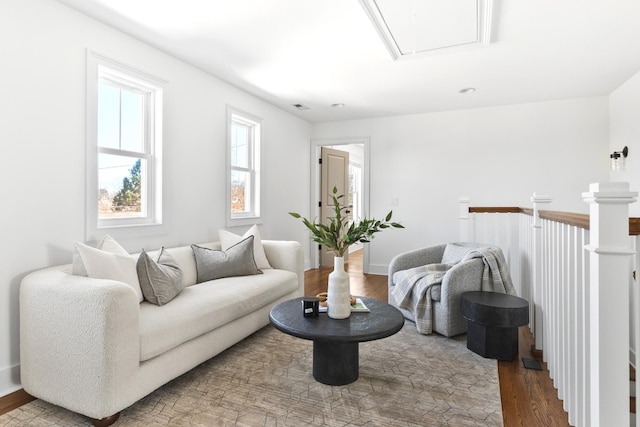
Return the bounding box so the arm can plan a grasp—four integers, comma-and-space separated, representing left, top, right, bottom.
0, 0, 311, 397
312, 97, 610, 273
610, 69, 640, 215
609, 69, 640, 365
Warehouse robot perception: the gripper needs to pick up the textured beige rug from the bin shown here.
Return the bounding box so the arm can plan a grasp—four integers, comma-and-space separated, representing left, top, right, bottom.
0, 323, 502, 426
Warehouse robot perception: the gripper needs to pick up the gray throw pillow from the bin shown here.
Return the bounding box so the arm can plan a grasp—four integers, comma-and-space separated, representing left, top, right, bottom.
442, 243, 480, 264
191, 235, 262, 283
137, 248, 185, 306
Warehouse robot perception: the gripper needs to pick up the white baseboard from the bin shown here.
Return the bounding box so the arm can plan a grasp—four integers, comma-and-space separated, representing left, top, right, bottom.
0, 363, 22, 398
366, 263, 388, 275
302, 260, 388, 276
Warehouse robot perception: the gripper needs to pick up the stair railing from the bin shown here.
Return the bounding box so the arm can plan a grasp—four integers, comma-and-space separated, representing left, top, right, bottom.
460, 182, 638, 427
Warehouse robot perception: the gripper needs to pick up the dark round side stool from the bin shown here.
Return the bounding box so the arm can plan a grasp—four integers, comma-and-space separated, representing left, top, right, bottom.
459, 291, 529, 361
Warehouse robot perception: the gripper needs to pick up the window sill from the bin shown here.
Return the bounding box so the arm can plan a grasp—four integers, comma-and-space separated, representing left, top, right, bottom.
226, 217, 263, 228
86, 222, 167, 243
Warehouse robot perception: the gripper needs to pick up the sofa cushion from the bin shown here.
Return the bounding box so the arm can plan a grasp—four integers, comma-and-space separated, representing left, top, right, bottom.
219, 224, 272, 269
73, 241, 144, 302
138, 268, 298, 361
192, 236, 262, 282
137, 248, 185, 306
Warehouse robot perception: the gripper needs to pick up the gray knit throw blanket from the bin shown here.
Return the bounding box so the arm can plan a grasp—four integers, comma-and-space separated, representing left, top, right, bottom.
392, 247, 516, 334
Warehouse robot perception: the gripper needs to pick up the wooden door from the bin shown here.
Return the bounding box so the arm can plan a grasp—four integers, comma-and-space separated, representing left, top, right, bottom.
320, 147, 349, 267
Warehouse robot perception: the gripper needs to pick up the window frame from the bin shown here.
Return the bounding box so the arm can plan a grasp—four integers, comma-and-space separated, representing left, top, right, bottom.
86, 50, 165, 240
226, 106, 262, 226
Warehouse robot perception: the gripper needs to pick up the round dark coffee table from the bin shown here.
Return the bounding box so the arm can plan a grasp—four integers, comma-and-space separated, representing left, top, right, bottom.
269, 297, 404, 386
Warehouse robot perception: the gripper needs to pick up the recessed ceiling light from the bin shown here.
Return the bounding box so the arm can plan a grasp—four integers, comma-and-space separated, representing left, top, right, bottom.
292, 103, 310, 110
331, 103, 346, 108
459, 87, 476, 94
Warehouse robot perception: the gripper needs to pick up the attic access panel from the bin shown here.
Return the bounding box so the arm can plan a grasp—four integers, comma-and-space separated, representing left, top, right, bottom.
359, 0, 493, 60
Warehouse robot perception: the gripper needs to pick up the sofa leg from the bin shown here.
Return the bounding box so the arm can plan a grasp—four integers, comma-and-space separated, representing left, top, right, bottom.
91, 412, 121, 426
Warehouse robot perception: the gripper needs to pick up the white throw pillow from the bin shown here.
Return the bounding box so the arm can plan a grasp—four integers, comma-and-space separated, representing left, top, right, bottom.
72, 234, 129, 276
73, 240, 144, 302
218, 224, 272, 269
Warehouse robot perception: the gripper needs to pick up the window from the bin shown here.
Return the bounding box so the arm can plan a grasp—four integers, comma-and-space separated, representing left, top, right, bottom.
227, 107, 261, 225
349, 162, 363, 222
86, 51, 164, 239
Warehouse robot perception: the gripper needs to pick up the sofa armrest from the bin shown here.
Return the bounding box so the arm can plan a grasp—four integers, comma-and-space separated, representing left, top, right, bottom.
440, 258, 485, 299
433, 258, 485, 336
20, 266, 140, 419
388, 244, 446, 288
262, 240, 304, 295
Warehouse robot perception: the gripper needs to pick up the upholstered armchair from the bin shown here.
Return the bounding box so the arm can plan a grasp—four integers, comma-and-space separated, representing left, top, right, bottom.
388, 242, 494, 337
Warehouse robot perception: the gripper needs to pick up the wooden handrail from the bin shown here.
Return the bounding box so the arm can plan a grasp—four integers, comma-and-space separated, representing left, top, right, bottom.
469, 206, 640, 236
539, 210, 590, 230
469, 207, 521, 214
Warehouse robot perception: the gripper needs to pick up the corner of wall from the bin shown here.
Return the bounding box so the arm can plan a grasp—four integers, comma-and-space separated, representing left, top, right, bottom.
0, 364, 22, 398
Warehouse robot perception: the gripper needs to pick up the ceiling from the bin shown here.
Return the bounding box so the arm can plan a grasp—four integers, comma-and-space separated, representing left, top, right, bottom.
56, 0, 640, 123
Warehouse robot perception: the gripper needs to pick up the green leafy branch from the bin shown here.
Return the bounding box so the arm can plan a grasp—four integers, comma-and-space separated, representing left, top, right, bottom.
289, 187, 404, 257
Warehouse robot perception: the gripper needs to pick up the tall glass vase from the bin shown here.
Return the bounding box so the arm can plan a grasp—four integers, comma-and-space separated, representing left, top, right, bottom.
327, 256, 351, 319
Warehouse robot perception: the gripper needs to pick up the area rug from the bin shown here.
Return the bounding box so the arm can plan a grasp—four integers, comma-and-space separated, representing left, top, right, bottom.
0, 323, 503, 426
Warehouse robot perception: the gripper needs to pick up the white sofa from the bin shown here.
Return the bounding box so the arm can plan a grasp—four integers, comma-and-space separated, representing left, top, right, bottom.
19, 239, 303, 425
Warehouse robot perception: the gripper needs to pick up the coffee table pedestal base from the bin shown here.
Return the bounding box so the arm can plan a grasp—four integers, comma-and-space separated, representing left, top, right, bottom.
313, 341, 359, 385
460, 291, 529, 362
466, 321, 519, 361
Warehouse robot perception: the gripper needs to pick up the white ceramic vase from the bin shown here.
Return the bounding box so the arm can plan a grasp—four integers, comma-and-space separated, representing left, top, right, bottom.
327, 256, 351, 319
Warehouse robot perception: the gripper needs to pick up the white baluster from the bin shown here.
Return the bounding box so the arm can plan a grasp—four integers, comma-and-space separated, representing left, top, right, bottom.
633, 235, 640, 427
459, 196, 471, 241
531, 193, 552, 352
583, 182, 637, 427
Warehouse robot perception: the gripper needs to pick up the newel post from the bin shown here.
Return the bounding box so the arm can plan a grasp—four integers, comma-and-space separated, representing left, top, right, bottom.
583, 182, 637, 427
459, 196, 473, 241
530, 193, 552, 352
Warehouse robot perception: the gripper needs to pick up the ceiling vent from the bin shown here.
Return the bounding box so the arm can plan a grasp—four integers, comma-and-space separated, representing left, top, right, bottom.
359, 0, 494, 60
292, 103, 310, 111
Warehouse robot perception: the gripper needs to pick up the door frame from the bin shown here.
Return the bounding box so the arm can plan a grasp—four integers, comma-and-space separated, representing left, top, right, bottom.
310, 136, 371, 272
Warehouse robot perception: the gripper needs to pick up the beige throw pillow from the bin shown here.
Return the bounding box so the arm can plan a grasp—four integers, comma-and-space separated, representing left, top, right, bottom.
218, 224, 272, 269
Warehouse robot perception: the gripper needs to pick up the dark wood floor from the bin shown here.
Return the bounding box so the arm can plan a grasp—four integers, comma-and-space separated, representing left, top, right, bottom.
305, 250, 571, 427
